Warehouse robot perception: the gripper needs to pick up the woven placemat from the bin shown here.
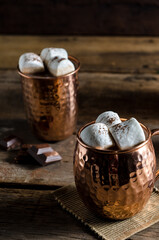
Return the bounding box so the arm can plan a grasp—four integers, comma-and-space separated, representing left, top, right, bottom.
53, 184, 159, 240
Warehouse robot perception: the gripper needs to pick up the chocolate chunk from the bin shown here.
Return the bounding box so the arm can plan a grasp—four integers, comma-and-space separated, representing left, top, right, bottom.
14, 149, 33, 164
27, 144, 62, 166
0, 135, 22, 150
29, 144, 53, 155
34, 151, 62, 166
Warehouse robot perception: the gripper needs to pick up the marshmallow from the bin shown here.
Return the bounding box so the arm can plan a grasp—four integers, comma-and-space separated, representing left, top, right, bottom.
40, 48, 68, 65
96, 111, 121, 128
48, 57, 75, 76
80, 123, 115, 149
109, 118, 146, 150
19, 53, 45, 74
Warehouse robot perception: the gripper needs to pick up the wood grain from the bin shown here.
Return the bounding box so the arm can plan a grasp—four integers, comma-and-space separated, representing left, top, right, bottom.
0, 187, 158, 240
0, 188, 96, 240
1, 0, 159, 36
1, 70, 159, 188
1, 36, 159, 73
1, 35, 159, 239
1, 69, 159, 123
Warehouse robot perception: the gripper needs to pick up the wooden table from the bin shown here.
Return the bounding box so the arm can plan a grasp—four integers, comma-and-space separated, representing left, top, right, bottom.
1, 36, 159, 239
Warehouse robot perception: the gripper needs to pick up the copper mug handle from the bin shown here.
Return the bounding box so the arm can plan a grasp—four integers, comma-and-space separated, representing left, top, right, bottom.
151, 129, 159, 181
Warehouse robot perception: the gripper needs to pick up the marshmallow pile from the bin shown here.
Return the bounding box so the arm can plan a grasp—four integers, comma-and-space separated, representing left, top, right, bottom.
18, 48, 75, 77
80, 111, 146, 150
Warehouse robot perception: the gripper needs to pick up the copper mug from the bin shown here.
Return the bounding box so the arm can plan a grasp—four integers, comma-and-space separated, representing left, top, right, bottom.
73, 119, 159, 220
18, 56, 80, 141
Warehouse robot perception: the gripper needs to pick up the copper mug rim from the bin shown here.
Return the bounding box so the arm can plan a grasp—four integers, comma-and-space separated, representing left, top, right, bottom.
17, 55, 80, 80
77, 118, 158, 155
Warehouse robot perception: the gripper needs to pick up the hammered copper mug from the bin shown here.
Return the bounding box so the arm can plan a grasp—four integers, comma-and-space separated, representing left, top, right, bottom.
18, 56, 80, 141
73, 119, 159, 220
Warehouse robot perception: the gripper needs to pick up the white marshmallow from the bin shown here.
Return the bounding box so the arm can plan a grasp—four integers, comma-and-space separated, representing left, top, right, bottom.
96, 111, 121, 128
80, 123, 115, 149
40, 48, 68, 65
19, 53, 45, 74
109, 118, 146, 150
48, 57, 75, 76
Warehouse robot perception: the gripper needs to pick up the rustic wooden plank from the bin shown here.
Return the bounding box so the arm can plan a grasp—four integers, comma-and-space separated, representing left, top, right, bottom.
0, 187, 158, 240
1, 69, 159, 123
0, 117, 80, 188
1, 36, 159, 240
0, 117, 159, 188
1, 36, 159, 73
0, 188, 96, 240
1, 0, 159, 36
0, 70, 159, 187
0, 128, 75, 187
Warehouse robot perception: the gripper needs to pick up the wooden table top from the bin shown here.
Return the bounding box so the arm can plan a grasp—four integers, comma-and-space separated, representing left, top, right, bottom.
1, 35, 159, 239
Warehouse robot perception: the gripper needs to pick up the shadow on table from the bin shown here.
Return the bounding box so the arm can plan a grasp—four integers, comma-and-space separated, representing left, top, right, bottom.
0, 119, 46, 170
0, 119, 41, 144
0, 189, 97, 239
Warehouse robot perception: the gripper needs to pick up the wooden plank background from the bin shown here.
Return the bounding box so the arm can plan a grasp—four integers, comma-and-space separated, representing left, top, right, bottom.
1, 187, 159, 240
1, 0, 159, 35
1, 36, 159, 73
1, 35, 159, 189
1, 35, 159, 239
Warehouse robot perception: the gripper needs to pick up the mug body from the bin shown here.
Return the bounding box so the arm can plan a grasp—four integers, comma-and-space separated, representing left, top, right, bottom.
18, 56, 80, 141
73, 121, 156, 219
